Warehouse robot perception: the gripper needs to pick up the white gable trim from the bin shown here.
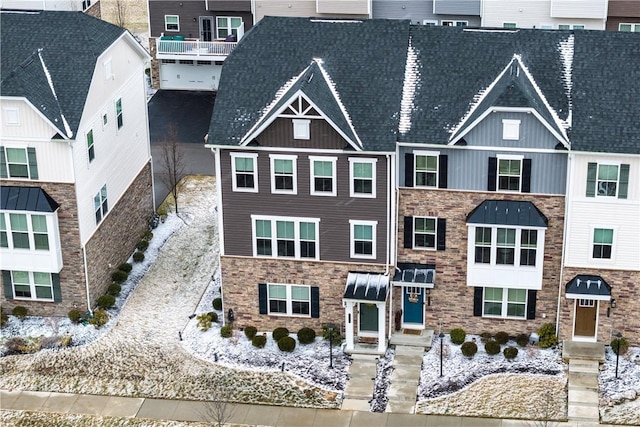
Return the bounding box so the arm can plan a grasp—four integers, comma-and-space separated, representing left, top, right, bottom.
0, 96, 68, 139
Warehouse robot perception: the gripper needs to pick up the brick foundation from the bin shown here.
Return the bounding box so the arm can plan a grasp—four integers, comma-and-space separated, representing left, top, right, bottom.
149, 38, 160, 90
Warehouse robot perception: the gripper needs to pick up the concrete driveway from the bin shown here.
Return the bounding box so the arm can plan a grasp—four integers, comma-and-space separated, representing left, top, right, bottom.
148, 90, 216, 205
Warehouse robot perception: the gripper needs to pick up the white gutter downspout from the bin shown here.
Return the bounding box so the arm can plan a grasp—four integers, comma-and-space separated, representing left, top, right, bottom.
556, 152, 572, 338
386, 153, 392, 340
82, 245, 93, 315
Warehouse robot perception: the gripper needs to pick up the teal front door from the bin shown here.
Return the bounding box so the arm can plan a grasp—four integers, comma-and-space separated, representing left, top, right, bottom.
403, 286, 424, 325
359, 303, 378, 333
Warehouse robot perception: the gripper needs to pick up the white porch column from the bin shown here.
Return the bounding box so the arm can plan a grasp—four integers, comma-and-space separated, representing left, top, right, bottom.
344, 301, 355, 352
377, 302, 386, 354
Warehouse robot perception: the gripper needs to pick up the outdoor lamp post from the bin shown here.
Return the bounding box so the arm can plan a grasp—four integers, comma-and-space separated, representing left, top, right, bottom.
328, 324, 334, 369
439, 332, 445, 377
615, 332, 622, 379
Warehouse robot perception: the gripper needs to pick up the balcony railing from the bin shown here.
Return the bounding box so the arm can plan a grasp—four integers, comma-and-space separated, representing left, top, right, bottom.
157, 40, 238, 57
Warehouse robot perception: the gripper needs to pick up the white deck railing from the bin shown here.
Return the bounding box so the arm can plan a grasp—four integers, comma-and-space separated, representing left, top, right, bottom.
157, 40, 238, 57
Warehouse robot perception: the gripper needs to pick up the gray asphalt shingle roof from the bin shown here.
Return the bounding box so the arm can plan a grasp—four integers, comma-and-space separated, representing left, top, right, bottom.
1, 10, 126, 138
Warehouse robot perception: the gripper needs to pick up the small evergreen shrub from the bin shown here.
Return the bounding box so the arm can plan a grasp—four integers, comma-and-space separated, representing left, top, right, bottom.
252, 334, 267, 348
272, 327, 289, 342
68, 309, 83, 324
297, 327, 316, 344
88, 309, 109, 329
107, 283, 122, 296
96, 294, 116, 310
1, 306, 9, 327
212, 297, 222, 311
504, 346, 519, 360
221, 325, 233, 338
208, 311, 218, 323
479, 332, 492, 343
516, 333, 530, 347
484, 340, 501, 355
278, 336, 296, 352
141, 230, 153, 241
450, 328, 466, 345
111, 270, 128, 284
322, 325, 342, 345
133, 251, 145, 263
197, 313, 213, 331
461, 341, 478, 358
157, 205, 168, 217
537, 323, 558, 348
12, 306, 28, 320
495, 331, 510, 345
118, 263, 132, 273
611, 336, 630, 355
244, 326, 258, 340
136, 240, 149, 252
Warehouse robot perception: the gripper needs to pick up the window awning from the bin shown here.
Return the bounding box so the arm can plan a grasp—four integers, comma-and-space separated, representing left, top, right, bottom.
343, 272, 389, 302
1, 186, 59, 212
565, 275, 611, 301
392, 263, 435, 288
467, 200, 547, 227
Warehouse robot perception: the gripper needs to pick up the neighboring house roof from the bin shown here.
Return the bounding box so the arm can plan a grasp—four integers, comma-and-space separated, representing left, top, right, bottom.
466, 200, 548, 228
565, 275, 611, 300
0, 186, 59, 212
0, 10, 127, 138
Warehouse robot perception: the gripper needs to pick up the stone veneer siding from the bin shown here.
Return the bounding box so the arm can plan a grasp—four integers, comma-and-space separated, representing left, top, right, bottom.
149, 38, 160, 90
84, 162, 153, 307
397, 188, 565, 337
559, 267, 640, 346
220, 256, 390, 336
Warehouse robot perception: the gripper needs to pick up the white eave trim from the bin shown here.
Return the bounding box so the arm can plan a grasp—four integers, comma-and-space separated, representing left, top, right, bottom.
565, 293, 611, 301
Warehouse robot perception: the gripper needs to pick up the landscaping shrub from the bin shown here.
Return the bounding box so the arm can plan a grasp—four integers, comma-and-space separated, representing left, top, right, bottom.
96, 294, 116, 310
221, 325, 233, 338
41, 336, 61, 349
450, 328, 466, 345
1, 306, 9, 327
537, 323, 558, 348
107, 283, 122, 296
504, 346, 519, 360
212, 297, 222, 311
244, 326, 258, 340
278, 336, 296, 352
197, 313, 213, 331
12, 306, 28, 320
494, 331, 510, 345
484, 340, 501, 355
133, 251, 145, 263
208, 311, 218, 323
272, 327, 289, 342
297, 327, 316, 344
461, 341, 478, 358
88, 309, 109, 329
60, 335, 73, 347
118, 263, 133, 273
111, 270, 128, 284
5, 337, 26, 354
611, 336, 630, 355
252, 334, 267, 348
136, 240, 149, 252
68, 309, 83, 324
479, 332, 492, 343
516, 333, 530, 347
322, 324, 342, 345
141, 230, 153, 241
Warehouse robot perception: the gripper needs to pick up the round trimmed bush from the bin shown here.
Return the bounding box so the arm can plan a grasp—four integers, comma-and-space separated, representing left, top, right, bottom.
273, 327, 289, 342
136, 240, 149, 252
68, 309, 83, 324
208, 311, 218, 323
133, 251, 145, 263
461, 341, 478, 358
111, 270, 128, 284
611, 336, 630, 355
118, 263, 132, 273
297, 327, 316, 344
252, 334, 267, 348
88, 309, 109, 329
495, 331, 510, 345
537, 323, 558, 348
12, 306, 28, 320
244, 326, 258, 340
278, 336, 296, 352
221, 325, 233, 338
516, 333, 530, 347
450, 328, 466, 345
141, 230, 153, 241
485, 340, 501, 355
479, 332, 492, 343
107, 283, 122, 296
96, 294, 116, 310
504, 346, 519, 360
212, 297, 222, 311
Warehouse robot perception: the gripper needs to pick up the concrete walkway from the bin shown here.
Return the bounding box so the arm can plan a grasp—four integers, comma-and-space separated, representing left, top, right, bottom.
342, 354, 377, 411
562, 340, 606, 423
386, 345, 424, 414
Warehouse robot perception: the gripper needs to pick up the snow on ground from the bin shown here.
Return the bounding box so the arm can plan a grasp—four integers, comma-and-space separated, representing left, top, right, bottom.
600, 345, 640, 425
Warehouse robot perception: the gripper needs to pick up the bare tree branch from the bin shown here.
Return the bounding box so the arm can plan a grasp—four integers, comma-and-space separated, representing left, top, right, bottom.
198, 381, 236, 427
112, 0, 127, 28
158, 124, 186, 214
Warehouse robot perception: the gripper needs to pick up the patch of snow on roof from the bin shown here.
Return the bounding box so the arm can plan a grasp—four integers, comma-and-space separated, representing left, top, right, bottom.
399, 37, 419, 135
38, 49, 73, 138
558, 34, 574, 129
309, 19, 362, 24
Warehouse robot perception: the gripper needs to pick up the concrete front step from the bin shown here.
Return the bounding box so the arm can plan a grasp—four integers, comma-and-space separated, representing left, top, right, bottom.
569, 362, 599, 374
385, 400, 415, 414
347, 363, 379, 377
569, 372, 599, 389
341, 398, 371, 411
393, 355, 424, 366
568, 389, 599, 405
568, 403, 600, 421
386, 382, 418, 401
394, 345, 426, 356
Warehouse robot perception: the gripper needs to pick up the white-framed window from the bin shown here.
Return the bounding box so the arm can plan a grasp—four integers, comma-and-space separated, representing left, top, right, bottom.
483, 287, 527, 319
413, 216, 436, 250
94, 184, 108, 225
0, 214, 7, 248
473, 225, 541, 267
165, 15, 179, 32
269, 154, 297, 194
520, 229, 538, 266
496, 228, 516, 265
3, 147, 38, 179
115, 98, 123, 130
267, 283, 310, 317
414, 151, 438, 188
502, 119, 521, 140
10, 270, 54, 301
0, 212, 50, 251
86, 130, 95, 163
350, 220, 377, 259
497, 155, 523, 192
559, 24, 584, 30
503, 22, 517, 29
540, 24, 553, 30
595, 164, 620, 197
423, 20, 437, 26
252, 215, 319, 260
579, 299, 595, 307
309, 156, 337, 196
349, 158, 376, 198
230, 152, 258, 192
292, 119, 310, 140
474, 227, 492, 264
104, 59, 113, 80
216, 16, 242, 39
3, 107, 19, 125
592, 228, 613, 260
619, 23, 640, 32
102, 113, 108, 128
441, 20, 468, 27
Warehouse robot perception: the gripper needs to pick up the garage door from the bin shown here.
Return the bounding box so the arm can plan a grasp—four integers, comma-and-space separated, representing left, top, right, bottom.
159, 60, 222, 91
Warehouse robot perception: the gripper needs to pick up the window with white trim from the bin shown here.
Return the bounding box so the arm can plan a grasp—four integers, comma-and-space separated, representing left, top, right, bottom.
586, 162, 629, 199
502, 119, 521, 140
350, 220, 377, 259
87, 130, 95, 163
592, 228, 613, 259
441, 20, 467, 27
579, 299, 595, 307
267, 284, 310, 316
11, 270, 54, 301
94, 184, 108, 225
474, 227, 492, 264
423, 20, 437, 26
270, 155, 297, 194
619, 23, 640, 32
292, 119, 310, 140
3, 107, 19, 125
415, 152, 438, 188
310, 156, 336, 196
165, 15, 179, 31
253, 216, 319, 259
230, 153, 257, 192
2, 212, 50, 251
216, 16, 242, 39
596, 164, 619, 197
473, 225, 540, 267
483, 287, 526, 318
115, 98, 123, 129
559, 24, 584, 30
503, 22, 517, 29
0, 214, 7, 248
4, 147, 36, 179
349, 158, 376, 197
496, 228, 516, 265
520, 229, 537, 266
413, 217, 436, 249
497, 156, 522, 192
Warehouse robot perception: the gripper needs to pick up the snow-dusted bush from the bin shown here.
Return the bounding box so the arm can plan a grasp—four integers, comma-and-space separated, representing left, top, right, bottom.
273, 327, 289, 342
220, 325, 232, 338
244, 326, 257, 339
495, 331, 509, 345
504, 346, 518, 360
251, 334, 266, 348
450, 328, 466, 345
485, 340, 500, 355
0, 306, 8, 327
96, 294, 116, 310
479, 332, 492, 343
5, 337, 26, 354
88, 309, 109, 329
141, 230, 153, 241
611, 336, 629, 355
537, 323, 557, 348
278, 336, 296, 352
297, 327, 316, 344
133, 251, 145, 262
516, 333, 529, 347
197, 313, 213, 331
107, 283, 122, 296
208, 311, 218, 323
12, 306, 28, 320
461, 341, 478, 358
111, 270, 128, 283
212, 297, 222, 310
136, 240, 149, 252
68, 309, 82, 324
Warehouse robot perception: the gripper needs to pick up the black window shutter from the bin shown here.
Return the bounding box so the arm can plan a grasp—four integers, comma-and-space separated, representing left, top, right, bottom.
487, 157, 497, 191
258, 283, 267, 314
526, 290, 537, 320
27, 147, 38, 180
404, 216, 413, 249
438, 154, 448, 189
311, 286, 320, 318
52, 273, 62, 302
2, 270, 13, 299
436, 218, 446, 250
586, 163, 597, 197
473, 287, 483, 316
618, 164, 630, 199
404, 153, 414, 187
0, 147, 7, 178
522, 159, 532, 193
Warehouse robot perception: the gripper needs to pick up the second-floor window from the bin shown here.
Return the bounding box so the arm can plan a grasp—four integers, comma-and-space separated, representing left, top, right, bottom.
1, 147, 38, 180
414, 217, 436, 249
349, 158, 376, 198
310, 157, 336, 196
231, 153, 257, 192
415, 153, 438, 188
0, 212, 49, 251
498, 158, 521, 192
586, 163, 630, 199
620, 23, 640, 32
270, 155, 297, 194
488, 156, 531, 193
253, 216, 319, 260
165, 15, 179, 32
474, 226, 539, 266
592, 228, 613, 259
350, 220, 377, 259
87, 130, 95, 163
94, 184, 108, 225
217, 17, 242, 39
115, 98, 123, 130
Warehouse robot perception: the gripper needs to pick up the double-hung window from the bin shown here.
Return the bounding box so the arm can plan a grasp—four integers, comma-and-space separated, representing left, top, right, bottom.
165, 15, 179, 31
9, 213, 30, 249
267, 284, 310, 316
94, 184, 108, 225
2, 147, 38, 179
350, 220, 377, 259
592, 228, 613, 259
231, 153, 257, 192
597, 164, 619, 197
31, 215, 49, 250
497, 156, 522, 192
252, 216, 319, 260
270, 155, 297, 194
496, 228, 516, 265
520, 230, 537, 266
1, 213, 50, 251
349, 158, 376, 198
620, 23, 640, 32
87, 130, 95, 163
413, 217, 436, 249
310, 156, 336, 196
474, 227, 492, 264
473, 226, 539, 267
115, 98, 123, 130
483, 287, 526, 319
586, 163, 629, 199
11, 270, 54, 301
415, 153, 438, 187
0, 214, 7, 248
216, 17, 242, 39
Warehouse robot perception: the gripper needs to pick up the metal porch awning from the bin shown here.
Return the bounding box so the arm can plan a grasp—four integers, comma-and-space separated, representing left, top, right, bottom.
343, 272, 389, 302
565, 275, 611, 301
392, 263, 435, 288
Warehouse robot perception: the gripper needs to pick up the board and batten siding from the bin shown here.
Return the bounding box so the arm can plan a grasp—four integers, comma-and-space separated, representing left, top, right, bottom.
220, 149, 389, 265
1, 99, 60, 141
